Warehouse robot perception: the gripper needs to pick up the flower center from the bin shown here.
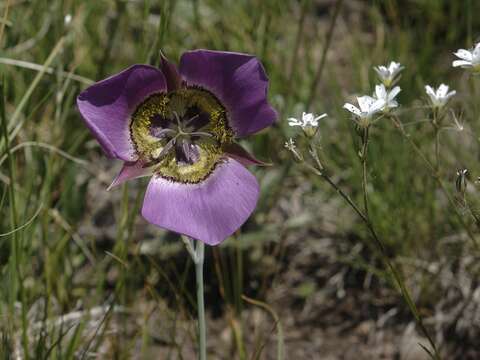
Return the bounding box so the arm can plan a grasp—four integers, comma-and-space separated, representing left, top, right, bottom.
130, 87, 233, 183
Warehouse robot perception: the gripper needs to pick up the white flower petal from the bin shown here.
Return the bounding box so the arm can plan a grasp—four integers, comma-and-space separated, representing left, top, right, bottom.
288, 118, 302, 126
378, 66, 388, 72
454, 49, 473, 61
343, 103, 362, 117
369, 99, 386, 114
437, 84, 449, 97
375, 84, 387, 99
425, 85, 436, 98
452, 60, 472, 68
314, 113, 328, 121
388, 86, 401, 100
388, 61, 400, 74
357, 96, 376, 112
445, 90, 456, 101
473, 43, 480, 59
303, 113, 315, 124
388, 100, 398, 108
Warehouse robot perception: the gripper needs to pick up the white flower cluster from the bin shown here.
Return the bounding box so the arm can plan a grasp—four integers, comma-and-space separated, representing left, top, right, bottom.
343, 84, 401, 120
420, 41, 480, 110
343, 62, 402, 126
285, 41, 480, 149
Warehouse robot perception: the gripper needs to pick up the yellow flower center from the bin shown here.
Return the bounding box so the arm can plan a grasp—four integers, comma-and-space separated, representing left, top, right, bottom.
130, 87, 234, 183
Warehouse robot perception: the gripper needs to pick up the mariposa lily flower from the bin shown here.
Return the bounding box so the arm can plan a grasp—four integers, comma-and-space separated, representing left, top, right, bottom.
77, 50, 277, 245
425, 84, 456, 109
374, 61, 404, 87
374, 84, 401, 112
452, 43, 480, 73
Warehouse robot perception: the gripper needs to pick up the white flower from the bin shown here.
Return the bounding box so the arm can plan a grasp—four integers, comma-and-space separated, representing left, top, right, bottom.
425, 84, 456, 108
374, 84, 401, 111
452, 43, 480, 72
374, 61, 404, 86
284, 138, 303, 161
284, 138, 296, 151
343, 96, 385, 122
288, 112, 327, 128
64, 14, 72, 25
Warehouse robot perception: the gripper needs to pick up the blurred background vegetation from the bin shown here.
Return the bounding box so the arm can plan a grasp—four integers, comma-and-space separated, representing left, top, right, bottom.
1, 0, 480, 358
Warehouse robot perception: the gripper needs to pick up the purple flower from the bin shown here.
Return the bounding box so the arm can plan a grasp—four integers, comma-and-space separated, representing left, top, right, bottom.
77, 50, 277, 245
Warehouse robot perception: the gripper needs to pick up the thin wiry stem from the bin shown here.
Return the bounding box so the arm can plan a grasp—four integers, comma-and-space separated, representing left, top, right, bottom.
432, 109, 440, 172
305, 147, 440, 359
390, 115, 479, 250
361, 126, 370, 218
434, 128, 440, 171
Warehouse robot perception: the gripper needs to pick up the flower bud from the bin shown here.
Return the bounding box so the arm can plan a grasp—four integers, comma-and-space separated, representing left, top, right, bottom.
456, 169, 468, 194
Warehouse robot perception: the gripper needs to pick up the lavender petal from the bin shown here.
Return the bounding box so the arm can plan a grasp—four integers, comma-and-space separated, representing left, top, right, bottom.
77, 65, 166, 161
179, 50, 277, 137
141, 158, 260, 245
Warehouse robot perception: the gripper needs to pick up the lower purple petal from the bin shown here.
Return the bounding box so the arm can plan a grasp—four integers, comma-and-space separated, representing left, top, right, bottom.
141, 158, 259, 245
179, 50, 277, 137
77, 65, 166, 161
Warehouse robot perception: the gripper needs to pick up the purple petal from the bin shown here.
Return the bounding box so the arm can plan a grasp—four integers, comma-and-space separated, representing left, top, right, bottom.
107, 160, 153, 190
223, 143, 270, 166
141, 158, 260, 245
77, 65, 167, 161
179, 50, 277, 137
160, 52, 183, 92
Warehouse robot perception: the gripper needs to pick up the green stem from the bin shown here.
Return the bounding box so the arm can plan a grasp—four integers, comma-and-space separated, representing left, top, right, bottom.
182, 236, 207, 359
432, 110, 440, 172
194, 241, 207, 360
305, 148, 440, 359
390, 115, 479, 250
325, 171, 439, 358
361, 126, 370, 217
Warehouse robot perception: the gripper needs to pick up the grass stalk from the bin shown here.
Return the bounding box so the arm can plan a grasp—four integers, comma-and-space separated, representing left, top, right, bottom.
1, 80, 30, 359
283, 0, 310, 114
305, 0, 344, 110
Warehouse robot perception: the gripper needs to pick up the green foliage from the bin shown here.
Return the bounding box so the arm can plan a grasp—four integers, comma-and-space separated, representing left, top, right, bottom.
1, 0, 480, 357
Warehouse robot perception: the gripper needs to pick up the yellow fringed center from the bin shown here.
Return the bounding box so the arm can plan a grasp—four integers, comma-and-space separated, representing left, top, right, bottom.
130, 87, 233, 183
